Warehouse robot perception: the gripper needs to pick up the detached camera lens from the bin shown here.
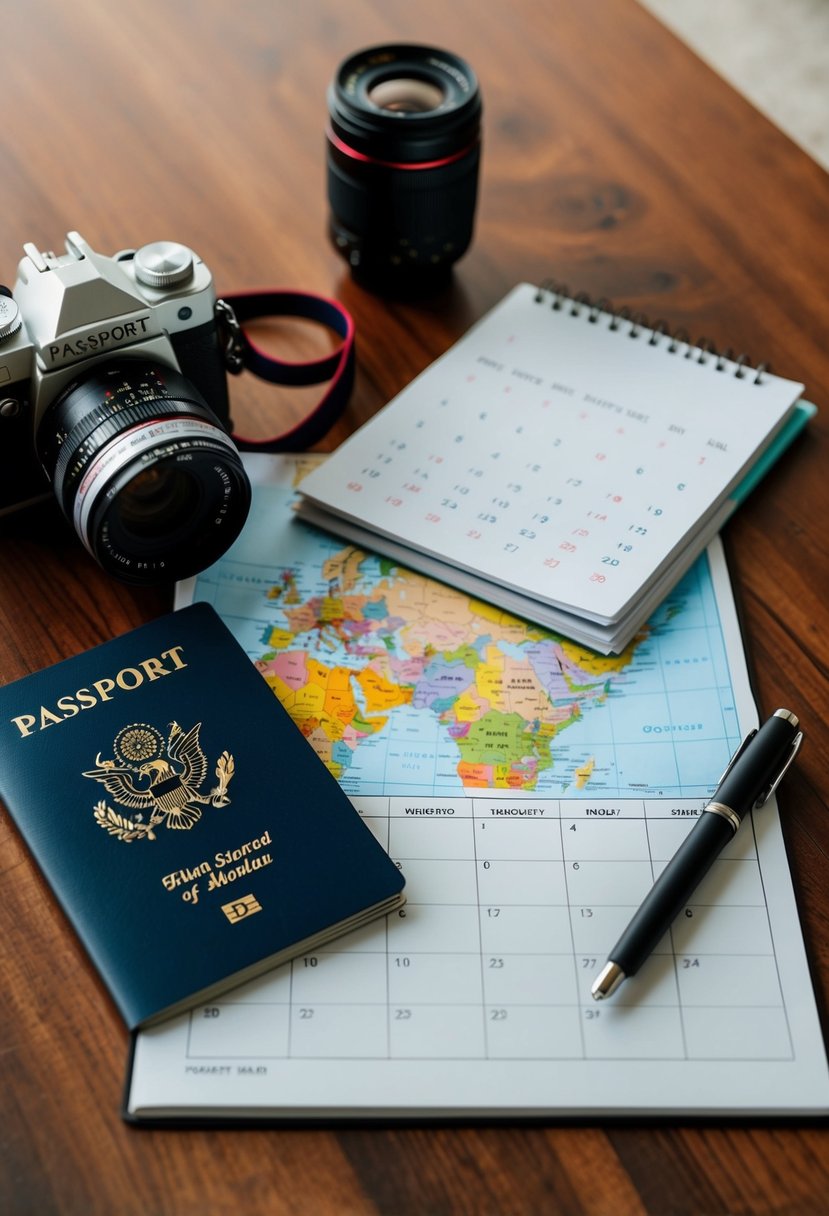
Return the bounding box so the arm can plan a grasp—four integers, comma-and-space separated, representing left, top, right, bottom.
326, 44, 482, 292
37, 359, 251, 584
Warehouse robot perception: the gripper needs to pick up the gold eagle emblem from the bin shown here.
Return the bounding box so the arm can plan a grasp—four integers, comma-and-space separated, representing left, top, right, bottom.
85, 722, 235, 842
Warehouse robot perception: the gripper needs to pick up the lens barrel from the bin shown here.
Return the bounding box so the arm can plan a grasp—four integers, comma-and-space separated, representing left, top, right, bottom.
37, 359, 251, 584
326, 44, 482, 291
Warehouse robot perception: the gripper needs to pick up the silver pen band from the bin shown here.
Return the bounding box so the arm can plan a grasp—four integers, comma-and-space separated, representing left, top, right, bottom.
703, 801, 742, 833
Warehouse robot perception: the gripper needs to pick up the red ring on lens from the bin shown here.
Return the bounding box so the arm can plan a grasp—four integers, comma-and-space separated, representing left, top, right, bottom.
326, 126, 478, 171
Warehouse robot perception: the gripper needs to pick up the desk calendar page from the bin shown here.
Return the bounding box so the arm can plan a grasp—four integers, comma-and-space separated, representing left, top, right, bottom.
297, 284, 803, 647
126, 457, 829, 1120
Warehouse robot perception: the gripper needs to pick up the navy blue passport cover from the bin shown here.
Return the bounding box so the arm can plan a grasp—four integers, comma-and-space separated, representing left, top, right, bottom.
0, 603, 405, 1028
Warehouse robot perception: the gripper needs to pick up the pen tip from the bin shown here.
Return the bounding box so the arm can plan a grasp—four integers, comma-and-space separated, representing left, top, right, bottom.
591, 961, 626, 1000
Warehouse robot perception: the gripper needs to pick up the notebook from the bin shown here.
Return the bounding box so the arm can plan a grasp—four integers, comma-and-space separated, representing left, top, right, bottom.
296, 283, 812, 653
123, 455, 829, 1121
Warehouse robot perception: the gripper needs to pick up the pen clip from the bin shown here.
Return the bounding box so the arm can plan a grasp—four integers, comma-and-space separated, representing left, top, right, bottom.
754, 730, 804, 809
717, 729, 757, 786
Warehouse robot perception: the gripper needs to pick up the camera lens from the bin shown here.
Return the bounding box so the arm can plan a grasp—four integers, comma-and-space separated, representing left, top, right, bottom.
37, 359, 251, 584
326, 44, 482, 291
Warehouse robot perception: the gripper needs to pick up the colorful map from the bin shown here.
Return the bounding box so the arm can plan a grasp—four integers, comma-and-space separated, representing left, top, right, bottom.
179, 456, 741, 799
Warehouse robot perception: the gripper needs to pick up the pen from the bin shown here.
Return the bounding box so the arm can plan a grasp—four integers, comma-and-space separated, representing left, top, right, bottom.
591, 708, 803, 1000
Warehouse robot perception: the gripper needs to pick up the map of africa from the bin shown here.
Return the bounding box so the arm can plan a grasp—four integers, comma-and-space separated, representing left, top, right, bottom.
179, 455, 742, 800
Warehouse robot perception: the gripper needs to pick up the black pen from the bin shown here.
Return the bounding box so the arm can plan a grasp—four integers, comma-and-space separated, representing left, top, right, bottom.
591, 708, 804, 1000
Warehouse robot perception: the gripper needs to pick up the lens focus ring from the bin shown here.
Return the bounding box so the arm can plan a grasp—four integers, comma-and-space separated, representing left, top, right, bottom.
53, 396, 212, 507
43, 361, 205, 503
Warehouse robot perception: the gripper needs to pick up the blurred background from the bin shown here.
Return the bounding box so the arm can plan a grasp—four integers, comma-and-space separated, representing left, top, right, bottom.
641, 0, 829, 169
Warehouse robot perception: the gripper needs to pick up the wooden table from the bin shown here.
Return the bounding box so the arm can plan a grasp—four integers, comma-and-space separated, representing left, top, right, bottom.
2, 1, 828, 1212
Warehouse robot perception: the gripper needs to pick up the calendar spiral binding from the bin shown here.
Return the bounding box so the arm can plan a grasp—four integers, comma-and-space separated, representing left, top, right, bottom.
534, 280, 769, 385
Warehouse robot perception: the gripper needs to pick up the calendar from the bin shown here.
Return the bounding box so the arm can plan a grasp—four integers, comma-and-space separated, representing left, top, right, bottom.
125, 457, 829, 1120
297, 284, 807, 652
129, 790, 828, 1120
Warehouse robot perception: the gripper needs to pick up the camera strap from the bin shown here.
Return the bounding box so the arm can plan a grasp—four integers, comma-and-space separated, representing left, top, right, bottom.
216, 290, 355, 452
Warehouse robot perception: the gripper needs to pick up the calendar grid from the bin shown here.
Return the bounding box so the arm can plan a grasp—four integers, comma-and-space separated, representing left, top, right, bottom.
748, 810, 796, 1059
184, 795, 794, 1066
644, 800, 691, 1059
559, 809, 588, 1058
471, 789, 489, 1058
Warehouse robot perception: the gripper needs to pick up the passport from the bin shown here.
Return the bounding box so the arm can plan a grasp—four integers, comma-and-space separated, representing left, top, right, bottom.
0, 603, 405, 1028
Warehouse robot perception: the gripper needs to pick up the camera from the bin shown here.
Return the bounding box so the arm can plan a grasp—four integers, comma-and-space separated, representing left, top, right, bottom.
0, 233, 251, 584
326, 44, 482, 292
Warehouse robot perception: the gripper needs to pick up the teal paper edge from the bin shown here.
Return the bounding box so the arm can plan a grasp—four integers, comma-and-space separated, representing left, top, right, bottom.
731, 400, 817, 505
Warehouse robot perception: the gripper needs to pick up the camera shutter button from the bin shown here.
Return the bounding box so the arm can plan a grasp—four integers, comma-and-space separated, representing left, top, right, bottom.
0, 294, 22, 341
133, 241, 194, 289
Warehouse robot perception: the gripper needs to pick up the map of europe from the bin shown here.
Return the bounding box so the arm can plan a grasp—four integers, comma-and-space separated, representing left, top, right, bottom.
180, 456, 741, 800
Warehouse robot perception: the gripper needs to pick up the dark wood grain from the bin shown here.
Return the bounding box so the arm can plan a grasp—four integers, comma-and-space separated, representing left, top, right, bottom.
1, 0, 828, 1212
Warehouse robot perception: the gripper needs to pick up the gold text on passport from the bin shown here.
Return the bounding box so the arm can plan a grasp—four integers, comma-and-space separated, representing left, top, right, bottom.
9, 645, 187, 738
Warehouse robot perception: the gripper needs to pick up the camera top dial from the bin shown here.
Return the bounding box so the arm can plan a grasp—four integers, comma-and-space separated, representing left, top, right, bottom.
133, 242, 195, 289
0, 291, 23, 341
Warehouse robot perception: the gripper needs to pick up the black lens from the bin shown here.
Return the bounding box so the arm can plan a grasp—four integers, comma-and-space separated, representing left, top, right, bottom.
326, 44, 482, 292
37, 358, 251, 584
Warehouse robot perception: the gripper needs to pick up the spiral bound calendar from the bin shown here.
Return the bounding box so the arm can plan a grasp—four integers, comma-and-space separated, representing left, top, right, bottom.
297, 284, 811, 653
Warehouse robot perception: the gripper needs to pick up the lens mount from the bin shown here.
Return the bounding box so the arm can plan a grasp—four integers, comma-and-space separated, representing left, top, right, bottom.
38, 358, 251, 583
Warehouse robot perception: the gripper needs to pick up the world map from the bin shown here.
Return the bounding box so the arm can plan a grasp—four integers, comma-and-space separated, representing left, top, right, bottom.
180, 456, 741, 800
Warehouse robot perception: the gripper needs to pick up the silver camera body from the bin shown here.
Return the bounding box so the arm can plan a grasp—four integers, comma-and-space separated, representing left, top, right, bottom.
0, 233, 248, 582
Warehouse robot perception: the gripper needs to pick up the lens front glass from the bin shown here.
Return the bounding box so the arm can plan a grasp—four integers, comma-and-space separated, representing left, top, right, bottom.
367, 77, 445, 113
112, 466, 201, 541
